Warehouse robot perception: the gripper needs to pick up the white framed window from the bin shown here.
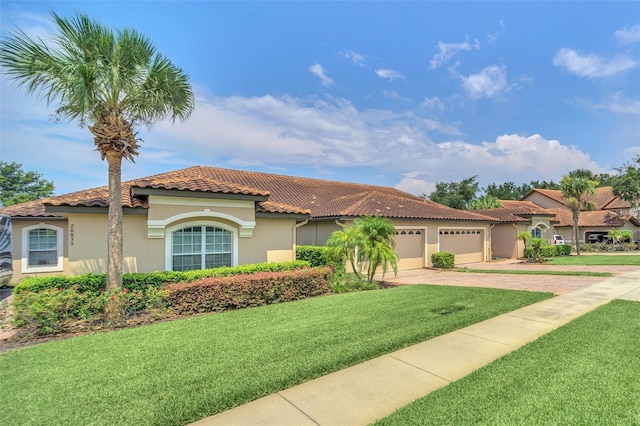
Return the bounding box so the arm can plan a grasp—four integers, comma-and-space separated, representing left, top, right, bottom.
166, 222, 237, 271
21, 224, 64, 273
531, 227, 542, 238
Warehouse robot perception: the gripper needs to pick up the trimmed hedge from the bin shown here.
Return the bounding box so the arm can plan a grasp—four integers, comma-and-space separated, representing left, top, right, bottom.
431, 252, 455, 269
296, 245, 346, 275
524, 244, 571, 258
12, 286, 168, 335
165, 267, 333, 314
13, 261, 311, 294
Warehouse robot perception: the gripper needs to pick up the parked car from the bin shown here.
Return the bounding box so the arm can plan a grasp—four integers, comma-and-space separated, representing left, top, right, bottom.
552, 235, 565, 245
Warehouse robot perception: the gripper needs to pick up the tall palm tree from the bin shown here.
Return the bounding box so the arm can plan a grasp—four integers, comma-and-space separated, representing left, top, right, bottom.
0, 12, 195, 289
560, 175, 598, 256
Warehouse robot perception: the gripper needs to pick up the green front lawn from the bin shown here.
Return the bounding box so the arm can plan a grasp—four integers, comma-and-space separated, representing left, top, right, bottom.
0, 285, 550, 426
547, 254, 640, 266
375, 299, 640, 425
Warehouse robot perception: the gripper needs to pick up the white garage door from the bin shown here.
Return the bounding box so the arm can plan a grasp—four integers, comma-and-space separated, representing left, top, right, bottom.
439, 229, 484, 265
395, 229, 424, 270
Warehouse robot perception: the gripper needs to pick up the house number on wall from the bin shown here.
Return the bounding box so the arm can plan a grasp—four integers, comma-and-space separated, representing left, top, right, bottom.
70, 224, 75, 246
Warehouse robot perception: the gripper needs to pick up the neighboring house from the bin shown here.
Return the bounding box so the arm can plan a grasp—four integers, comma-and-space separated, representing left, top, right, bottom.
0, 166, 496, 283
521, 187, 640, 244
475, 200, 558, 259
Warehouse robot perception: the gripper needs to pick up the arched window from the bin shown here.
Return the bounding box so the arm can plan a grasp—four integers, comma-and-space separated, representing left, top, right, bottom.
171, 225, 233, 271
531, 227, 542, 239
22, 224, 64, 273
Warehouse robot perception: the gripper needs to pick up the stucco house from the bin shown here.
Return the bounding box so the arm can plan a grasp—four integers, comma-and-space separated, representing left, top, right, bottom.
521, 187, 640, 244
0, 166, 497, 283
475, 200, 558, 259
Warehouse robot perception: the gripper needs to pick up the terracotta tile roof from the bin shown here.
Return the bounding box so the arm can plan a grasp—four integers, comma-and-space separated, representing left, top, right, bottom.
0, 199, 63, 218
528, 187, 630, 210
2, 166, 496, 222
474, 200, 554, 223
256, 201, 310, 215
548, 208, 639, 227
43, 185, 147, 209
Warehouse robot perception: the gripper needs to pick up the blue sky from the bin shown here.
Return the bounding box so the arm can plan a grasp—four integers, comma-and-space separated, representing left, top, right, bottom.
1, 1, 639, 197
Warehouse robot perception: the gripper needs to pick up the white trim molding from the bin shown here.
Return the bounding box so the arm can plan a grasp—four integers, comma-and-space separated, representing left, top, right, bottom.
21, 223, 64, 274
147, 210, 256, 239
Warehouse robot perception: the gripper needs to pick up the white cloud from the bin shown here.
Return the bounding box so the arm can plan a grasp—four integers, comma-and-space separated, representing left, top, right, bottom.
552, 48, 637, 78
615, 25, 640, 43
597, 93, 640, 115
420, 96, 446, 112
458, 65, 509, 99
382, 90, 411, 101
309, 63, 334, 87
395, 134, 601, 195
341, 50, 368, 67
430, 39, 480, 69
376, 69, 405, 81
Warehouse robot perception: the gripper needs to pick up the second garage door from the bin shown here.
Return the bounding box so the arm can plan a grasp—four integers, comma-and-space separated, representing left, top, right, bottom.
439, 229, 484, 264
395, 229, 424, 270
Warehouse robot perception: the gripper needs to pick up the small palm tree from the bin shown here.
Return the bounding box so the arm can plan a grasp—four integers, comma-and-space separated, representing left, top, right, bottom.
357, 216, 398, 283
516, 231, 532, 259
0, 12, 195, 289
326, 224, 364, 279
560, 175, 598, 256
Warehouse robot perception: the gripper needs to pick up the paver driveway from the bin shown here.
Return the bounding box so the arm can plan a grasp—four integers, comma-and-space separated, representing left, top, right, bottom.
383, 259, 639, 295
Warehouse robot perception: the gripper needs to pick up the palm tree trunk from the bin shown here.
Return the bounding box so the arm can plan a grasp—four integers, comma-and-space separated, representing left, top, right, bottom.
106, 151, 124, 290
573, 210, 580, 256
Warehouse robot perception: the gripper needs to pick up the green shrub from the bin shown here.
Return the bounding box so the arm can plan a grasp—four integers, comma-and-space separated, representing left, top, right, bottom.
297, 245, 346, 276
13, 261, 311, 294
164, 267, 332, 314
296, 245, 330, 267
330, 273, 378, 293
431, 252, 455, 269
524, 245, 570, 258
581, 242, 638, 252
12, 286, 169, 335
558, 244, 572, 255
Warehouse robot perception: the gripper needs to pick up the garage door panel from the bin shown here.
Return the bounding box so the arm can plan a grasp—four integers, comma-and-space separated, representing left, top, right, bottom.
439, 229, 483, 264
395, 230, 424, 270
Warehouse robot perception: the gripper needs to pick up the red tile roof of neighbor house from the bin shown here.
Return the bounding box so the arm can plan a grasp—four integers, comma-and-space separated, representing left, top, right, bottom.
1, 166, 496, 222
473, 200, 555, 223
548, 208, 640, 227
526, 187, 630, 210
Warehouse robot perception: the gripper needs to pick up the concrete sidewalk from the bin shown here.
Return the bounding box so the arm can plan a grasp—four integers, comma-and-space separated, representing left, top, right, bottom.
192, 270, 640, 426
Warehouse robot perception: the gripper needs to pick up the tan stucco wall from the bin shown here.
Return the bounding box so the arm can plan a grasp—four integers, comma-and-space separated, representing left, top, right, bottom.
67, 214, 164, 275
297, 221, 343, 246
8, 219, 69, 283
239, 217, 296, 264
491, 224, 519, 259
147, 196, 256, 223
522, 192, 565, 209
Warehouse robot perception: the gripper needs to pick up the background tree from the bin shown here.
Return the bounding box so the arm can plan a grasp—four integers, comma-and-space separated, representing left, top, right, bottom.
0, 162, 55, 207
468, 195, 502, 210
527, 179, 560, 190
426, 176, 479, 209
484, 182, 531, 201
611, 155, 640, 212
0, 12, 194, 289
560, 175, 598, 255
